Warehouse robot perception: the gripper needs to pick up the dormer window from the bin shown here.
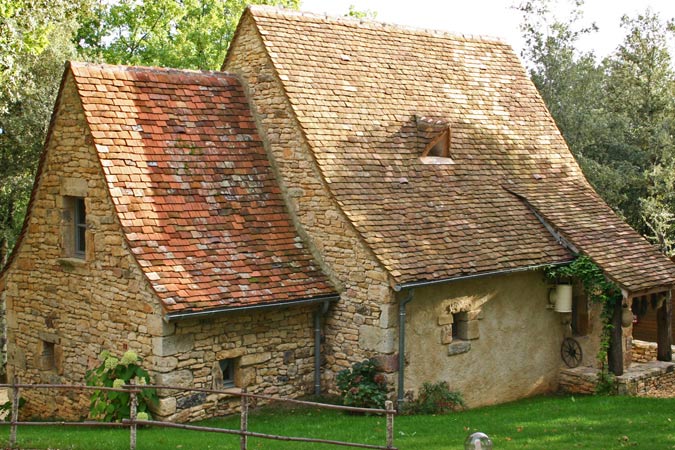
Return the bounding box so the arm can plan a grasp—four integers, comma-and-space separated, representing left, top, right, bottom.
422, 127, 451, 158
416, 115, 453, 164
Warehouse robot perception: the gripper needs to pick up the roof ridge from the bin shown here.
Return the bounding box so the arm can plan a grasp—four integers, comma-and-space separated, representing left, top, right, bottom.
69, 61, 235, 78
247, 5, 507, 46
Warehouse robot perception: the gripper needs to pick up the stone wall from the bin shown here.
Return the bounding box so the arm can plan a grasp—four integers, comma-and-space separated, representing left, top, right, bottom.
225, 16, 397, 385
151, 306, 317, 422
1, 73, 162, 420
631, 339, 675, 363
560, 361, 675, 398
405, 270, 568, 407
0, 73, 322, 422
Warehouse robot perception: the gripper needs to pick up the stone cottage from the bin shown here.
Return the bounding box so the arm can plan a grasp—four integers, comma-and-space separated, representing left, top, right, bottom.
0, 63, 339, 421
1, 6, 675, 421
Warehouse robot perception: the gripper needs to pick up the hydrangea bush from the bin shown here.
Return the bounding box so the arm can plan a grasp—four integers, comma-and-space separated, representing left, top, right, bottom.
85, 350, 158, 422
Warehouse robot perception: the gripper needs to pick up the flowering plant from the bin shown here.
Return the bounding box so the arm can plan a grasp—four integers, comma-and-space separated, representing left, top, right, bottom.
85, 350, 157, 422
336, 359, 387, 409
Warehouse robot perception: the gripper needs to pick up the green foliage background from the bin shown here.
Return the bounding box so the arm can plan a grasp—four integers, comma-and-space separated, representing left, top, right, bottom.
0, 0, 299, 266
518, 0, 675, 255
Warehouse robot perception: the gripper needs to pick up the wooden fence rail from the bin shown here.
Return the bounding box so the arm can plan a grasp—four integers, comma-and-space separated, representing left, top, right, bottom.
0, 380, 397, 450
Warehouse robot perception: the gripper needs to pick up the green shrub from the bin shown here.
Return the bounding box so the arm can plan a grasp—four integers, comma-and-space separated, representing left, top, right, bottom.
403, 381, 465, 415
336, 359, 387, 409
85, 350, 158, 422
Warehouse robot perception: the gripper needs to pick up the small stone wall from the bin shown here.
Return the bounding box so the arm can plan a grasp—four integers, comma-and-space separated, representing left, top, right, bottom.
631, 339, 675, 363
560, 361, 675, 398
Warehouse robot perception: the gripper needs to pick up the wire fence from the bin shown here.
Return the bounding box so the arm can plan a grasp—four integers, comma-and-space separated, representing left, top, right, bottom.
0, 380, 397, 450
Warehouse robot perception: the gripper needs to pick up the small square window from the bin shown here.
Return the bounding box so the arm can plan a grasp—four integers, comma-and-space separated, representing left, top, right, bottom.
219, 358, 236, 388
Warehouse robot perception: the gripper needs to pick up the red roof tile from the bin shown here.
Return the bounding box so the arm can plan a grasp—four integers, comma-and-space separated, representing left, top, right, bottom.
69, 62, 336, 314
237, 7, 675, 292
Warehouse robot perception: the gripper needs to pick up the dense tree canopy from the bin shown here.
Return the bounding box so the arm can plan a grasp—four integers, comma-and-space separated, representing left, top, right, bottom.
76, 0, 299, 70
518, 0, 675, 255
0, 0, 299, 265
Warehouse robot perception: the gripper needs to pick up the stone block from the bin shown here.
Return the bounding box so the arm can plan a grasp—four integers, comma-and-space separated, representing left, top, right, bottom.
176, 392, 207, 409
440, 325, 453, 344
60, 177, 88, 197
240, 352, 271, 367
151, 397, 177, 417
438, 314, 454, 326
151, 356, 178, 373
367, 284, 391, 302
216, 348, 246, 360
359, 324, 396, 353
147, 315, 175, 337
152, 334, 194, 357
448, 341, 471, 356
378, 304, 398, 329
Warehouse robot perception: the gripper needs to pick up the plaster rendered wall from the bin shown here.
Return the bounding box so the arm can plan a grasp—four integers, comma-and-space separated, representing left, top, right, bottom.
1, 74, 162, 420
225, 16, 397, 382
405, 270, 566, 407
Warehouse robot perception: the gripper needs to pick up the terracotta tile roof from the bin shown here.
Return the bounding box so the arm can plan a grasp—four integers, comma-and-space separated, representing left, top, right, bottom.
506, 181, 675, 295
240, 7, 675, 292
69, 62, 336, 314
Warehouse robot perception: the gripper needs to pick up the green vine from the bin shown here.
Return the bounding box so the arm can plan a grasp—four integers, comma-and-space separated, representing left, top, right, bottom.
545, 256, 622, 394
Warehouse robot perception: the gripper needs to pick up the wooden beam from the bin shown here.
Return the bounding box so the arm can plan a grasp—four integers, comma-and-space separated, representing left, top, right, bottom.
657, 291, 673, 362
608, 299, 624, 376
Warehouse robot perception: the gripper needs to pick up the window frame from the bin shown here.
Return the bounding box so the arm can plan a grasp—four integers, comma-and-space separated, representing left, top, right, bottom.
73, 197, 86, 258
219, 358, 236, 388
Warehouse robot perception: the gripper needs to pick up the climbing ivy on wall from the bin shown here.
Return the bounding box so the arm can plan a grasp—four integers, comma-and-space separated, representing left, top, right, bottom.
545, 256, 623, 393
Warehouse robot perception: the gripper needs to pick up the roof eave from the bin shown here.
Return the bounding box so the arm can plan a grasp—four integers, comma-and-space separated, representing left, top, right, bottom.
393, 260, 572, 292
163, 293, 340, 322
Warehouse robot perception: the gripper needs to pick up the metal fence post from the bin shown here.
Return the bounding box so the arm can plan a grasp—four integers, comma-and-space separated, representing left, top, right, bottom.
129, 382, 137, 450
240, 387, 248, 450
385, 400, 394, 449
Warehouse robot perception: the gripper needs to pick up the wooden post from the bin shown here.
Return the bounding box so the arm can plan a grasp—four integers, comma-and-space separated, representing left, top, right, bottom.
9, 377, 19, 450
657, 291, 673, 362
608, 299, 624, 376
385, 400, 394, 449
129, 383, 137, 450
240, 388, 248, 450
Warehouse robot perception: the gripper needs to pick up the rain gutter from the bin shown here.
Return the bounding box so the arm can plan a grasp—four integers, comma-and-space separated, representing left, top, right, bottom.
164, 293, 340, 322
393, 261, 570, 292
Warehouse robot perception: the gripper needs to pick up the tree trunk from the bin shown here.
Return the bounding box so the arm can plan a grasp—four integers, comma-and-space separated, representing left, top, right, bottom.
657, 291, 672, 362
608, 299, 624, 376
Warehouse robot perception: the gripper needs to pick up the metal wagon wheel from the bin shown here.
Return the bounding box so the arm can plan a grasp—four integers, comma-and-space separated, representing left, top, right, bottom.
561, 337, 583, 368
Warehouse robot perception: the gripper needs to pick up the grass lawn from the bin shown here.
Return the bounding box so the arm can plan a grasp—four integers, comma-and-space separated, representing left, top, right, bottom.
1, 394, 674, 449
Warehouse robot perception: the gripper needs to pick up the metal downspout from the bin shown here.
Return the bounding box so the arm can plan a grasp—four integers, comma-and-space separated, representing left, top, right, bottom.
397, 290, 414, 409
314, 300, 330, 396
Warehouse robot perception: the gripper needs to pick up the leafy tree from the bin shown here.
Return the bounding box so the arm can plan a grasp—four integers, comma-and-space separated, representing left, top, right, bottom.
0, 10, 79, 265
0, 0, 81, 111
602, 11, 675, 252
347, 5, 377, 20
76, 0, 300, 70
518, 1, 675, 254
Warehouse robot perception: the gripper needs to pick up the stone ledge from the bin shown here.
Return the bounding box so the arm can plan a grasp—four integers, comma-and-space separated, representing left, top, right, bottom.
448, 341, 471, 356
